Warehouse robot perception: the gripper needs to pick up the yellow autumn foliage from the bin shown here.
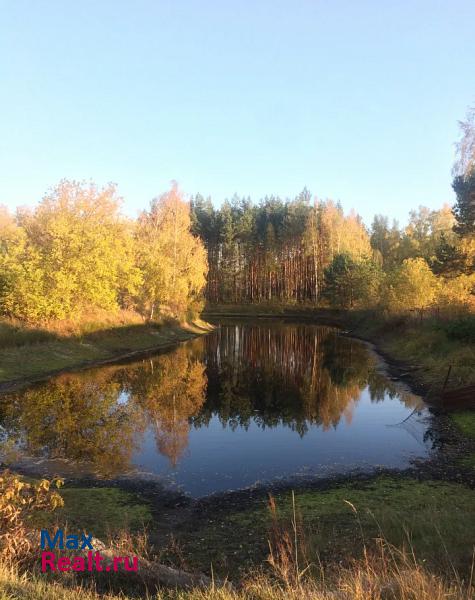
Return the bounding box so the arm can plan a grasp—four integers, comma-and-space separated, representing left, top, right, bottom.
0, 471, 63, 563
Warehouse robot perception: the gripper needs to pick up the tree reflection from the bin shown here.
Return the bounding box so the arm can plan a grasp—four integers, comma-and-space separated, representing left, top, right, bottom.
0, 323, 422, 475
0, 369, 143, 476
193, 323, 421, 434
123, 345, 206, 467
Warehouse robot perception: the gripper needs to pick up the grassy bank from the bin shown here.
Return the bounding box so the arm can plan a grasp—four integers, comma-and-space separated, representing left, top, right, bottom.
342, 310, 475, 451
452, 412, 475, 468
32, 476, 475, 579
0, 314, 213, 388
4, 475, 474, 599
345, 311, 475, 393
32, 486, 152, 540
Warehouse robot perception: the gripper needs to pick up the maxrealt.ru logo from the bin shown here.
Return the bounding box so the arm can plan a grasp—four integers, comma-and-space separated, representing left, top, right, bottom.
40, 529, 138, 573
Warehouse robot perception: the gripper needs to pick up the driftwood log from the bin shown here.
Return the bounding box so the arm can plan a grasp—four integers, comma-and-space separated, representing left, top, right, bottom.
90, 537, 217, 590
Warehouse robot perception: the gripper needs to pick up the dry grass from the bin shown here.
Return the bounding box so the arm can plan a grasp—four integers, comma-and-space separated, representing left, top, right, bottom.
345, 311, 475, 390
0, 493, 473, 599
0, 546, 472, 599
257, 491, 474, 600
44, 309, 145, 337
0, 309, 145, 345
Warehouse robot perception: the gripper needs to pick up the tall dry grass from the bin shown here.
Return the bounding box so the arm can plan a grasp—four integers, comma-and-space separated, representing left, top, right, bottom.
0, 551, 472, 600
261, 491, 473, 600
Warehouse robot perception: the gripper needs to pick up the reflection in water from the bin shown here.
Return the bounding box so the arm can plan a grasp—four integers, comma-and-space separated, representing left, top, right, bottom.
195, 324, 418, 435
0, 344, 206, 475
0, 322, 427, 493
0, 371, 142, 475
123, 348, 206, 466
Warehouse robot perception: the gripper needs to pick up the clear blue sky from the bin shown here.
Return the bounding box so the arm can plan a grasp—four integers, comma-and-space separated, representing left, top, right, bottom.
1, 0, 474, 225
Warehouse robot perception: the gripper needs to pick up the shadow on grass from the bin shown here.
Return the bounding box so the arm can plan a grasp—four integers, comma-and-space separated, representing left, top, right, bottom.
0, 321, 61, 348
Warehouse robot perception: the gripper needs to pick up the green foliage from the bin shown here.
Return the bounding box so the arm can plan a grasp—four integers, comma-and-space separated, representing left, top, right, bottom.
370, 205, 457, 271
451, 411, 475, 439
192, 193, 371, 305
323, 254, 358, 309
431, 232, 465, 277
451, 108, 475, 236
323, 254, 383, 309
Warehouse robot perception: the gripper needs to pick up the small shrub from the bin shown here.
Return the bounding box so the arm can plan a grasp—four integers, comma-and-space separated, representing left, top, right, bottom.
0, 470, 63, 563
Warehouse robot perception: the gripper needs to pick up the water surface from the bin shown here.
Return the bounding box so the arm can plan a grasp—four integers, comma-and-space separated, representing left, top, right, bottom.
0, 321, 430, 496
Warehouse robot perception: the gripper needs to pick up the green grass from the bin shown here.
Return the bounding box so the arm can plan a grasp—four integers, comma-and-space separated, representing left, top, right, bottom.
4, 476, 474, 599
459, 452, 475, 469
169, 477, 475, 577
31, 487, 152, 540
27, 475, 475, 580
0, 320, 212, 384
452, 411, 475, 470
341, 311, 475, 391
0, 322, 60, 348
451, 411, 475, 439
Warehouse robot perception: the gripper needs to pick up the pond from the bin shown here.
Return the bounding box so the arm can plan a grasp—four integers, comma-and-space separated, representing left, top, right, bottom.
0, 321, 431, 497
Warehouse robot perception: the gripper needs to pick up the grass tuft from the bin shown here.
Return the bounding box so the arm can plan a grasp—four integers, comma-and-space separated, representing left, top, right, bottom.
451, 411, 475, 439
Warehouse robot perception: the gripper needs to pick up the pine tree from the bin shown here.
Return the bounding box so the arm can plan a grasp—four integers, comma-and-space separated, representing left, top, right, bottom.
431, 233, 465, 277
452, 172, 475, 236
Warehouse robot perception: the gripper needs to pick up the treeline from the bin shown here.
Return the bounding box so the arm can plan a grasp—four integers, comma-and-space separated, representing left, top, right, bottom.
191, 109, 475, 315
1, 111, 473, 324
190, 193, 473, 315
191, 190, 370, 304
0, 182, 207, 322
1, 178, 472, 325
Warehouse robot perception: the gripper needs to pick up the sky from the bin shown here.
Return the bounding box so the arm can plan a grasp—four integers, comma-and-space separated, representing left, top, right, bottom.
1, 0, 474, 226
